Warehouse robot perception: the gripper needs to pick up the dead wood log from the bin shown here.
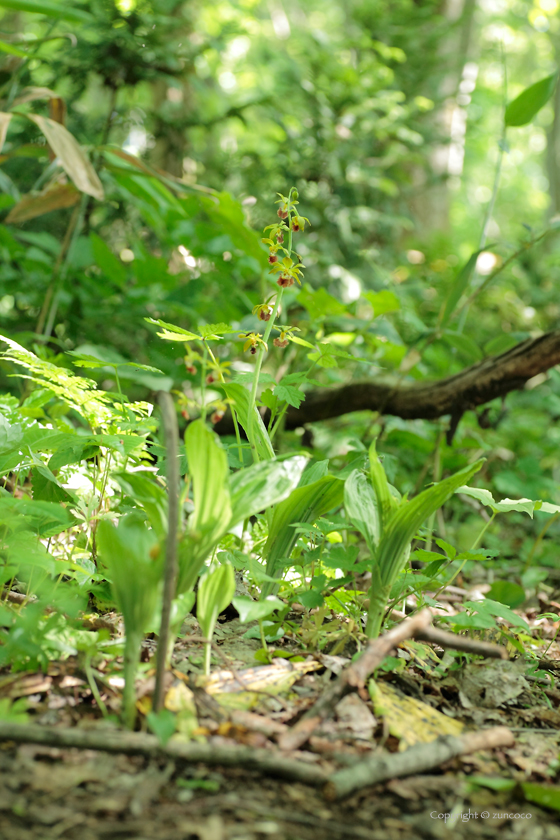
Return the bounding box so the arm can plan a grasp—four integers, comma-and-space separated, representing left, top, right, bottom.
216, 331, 560, 433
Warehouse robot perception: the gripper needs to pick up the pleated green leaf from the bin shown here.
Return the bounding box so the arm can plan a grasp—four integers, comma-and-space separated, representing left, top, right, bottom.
344, 469, 379, 553
369, 441, 398, 533
197, 563, 236, 641
97, 514, 163, 637
262, 474, 345, 596
228, 455, 307, 525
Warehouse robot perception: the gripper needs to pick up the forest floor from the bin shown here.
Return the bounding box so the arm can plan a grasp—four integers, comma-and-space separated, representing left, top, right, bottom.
1, 596, 560, 840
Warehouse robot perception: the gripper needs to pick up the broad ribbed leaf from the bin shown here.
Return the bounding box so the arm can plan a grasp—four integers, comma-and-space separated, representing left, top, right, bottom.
177, 421, 232, 593
344, 469, 379, 553
262, 474, 345, 595
369, 441, 397, 531
186, 420, 231, 533
376, 459, 484, 587
228, 455, 307, 525
97, 515, 163, 637
197, 563, 236, 640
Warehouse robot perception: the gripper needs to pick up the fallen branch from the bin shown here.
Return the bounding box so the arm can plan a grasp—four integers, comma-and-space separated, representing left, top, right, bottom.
416, 626, 507, 659
0, 722, 327, 786
216, 331, 560, 433
278, 610, 433, 752
324, 726, 515, 800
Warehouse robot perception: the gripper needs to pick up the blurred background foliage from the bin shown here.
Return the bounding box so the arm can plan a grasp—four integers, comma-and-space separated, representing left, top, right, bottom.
2, 0, 560, 571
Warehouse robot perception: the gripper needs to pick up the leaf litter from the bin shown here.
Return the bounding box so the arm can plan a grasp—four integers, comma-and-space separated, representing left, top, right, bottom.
1, 595, 560, 840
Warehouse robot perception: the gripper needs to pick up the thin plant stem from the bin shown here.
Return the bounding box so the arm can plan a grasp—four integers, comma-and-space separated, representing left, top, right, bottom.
91, 450, 112, 562
269, 362, 317, 442
113, 367, 126, 418
246, 289, 284, 462
154, 392, 180, 713
84, 657, 109, 718
36, 201, 82, 335
204, 639, 212, 676
435, 511, 497, 598
206, 344, 244, 463
43, 194, 89, 337
246, 186, 297, 461
457, 53, 507, 332
524, 511, 560, 571
200, 343, 208, 422
5, 19, 58, 109
424, 428, 444, 552
259, 619, 268, 652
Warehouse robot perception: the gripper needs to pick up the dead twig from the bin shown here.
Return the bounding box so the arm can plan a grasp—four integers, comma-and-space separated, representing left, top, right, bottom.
324, 726, 515, 800
0, 722, 328, 786
278, 610, 433, 752
416, 626, 507, 659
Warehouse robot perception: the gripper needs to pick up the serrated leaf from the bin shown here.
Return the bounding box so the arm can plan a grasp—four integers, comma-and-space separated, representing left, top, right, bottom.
259, 388, 278, 413
233, 371, 275, 386
274, 383, 304, 408
197, 323, 234, 339
463, 598, 529, 630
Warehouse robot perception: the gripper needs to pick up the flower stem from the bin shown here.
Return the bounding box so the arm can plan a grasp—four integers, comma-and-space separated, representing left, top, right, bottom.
246, 289, 284, 462
200, 343, 208, 422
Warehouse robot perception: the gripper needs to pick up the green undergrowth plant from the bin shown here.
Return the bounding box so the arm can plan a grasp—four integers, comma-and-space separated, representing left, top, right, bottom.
345, 442, 485, 637
96, 514, 163, 728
